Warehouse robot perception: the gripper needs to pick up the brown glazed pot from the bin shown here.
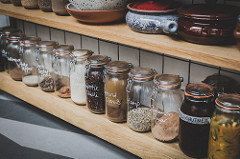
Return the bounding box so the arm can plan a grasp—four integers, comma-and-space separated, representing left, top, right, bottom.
178, 4, 240, 45
52, 0, 69, 16
10, 0, 21, 6
234, 16, 240, 50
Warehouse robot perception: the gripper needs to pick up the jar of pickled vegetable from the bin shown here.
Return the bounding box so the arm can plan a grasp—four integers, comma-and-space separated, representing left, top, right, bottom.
208, 94, 240, 159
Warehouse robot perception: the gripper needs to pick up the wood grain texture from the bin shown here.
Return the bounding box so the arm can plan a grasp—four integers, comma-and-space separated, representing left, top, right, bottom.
0, 4, 239, 72
0, 72, 191, 159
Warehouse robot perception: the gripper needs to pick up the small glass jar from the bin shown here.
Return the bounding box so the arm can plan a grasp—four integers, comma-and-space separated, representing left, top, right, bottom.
10, 0, 22, 6
21, 0, 39, 9
53, 45, 74, 98
21, 36, 41, 86
179, 84, 215, 158
86, 55, 110, 114
208, 94, 240, 159
127, 67, 156, 132
105, 61, 131, 122
7, 32, 25, 81
38, 0, 52, 12
37, 41, 57, 92
70, 49, 93, 105
52, 0, 69, 16
151, 74, 183, 142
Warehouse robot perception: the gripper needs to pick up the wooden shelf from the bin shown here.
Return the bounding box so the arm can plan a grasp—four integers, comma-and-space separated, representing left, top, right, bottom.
0, 72, 191, 159
0, 3, 240, 72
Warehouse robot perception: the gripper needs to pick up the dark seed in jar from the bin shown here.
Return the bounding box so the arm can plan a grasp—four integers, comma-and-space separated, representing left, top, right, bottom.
40, 77, 54, 92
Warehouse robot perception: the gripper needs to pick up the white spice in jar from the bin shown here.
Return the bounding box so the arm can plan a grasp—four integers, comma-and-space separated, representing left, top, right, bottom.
23, 75, 39, 87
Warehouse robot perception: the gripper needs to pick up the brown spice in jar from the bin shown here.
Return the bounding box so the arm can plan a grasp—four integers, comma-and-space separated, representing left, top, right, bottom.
57, 86, 71, 98
21, 0, 39, 9
9, 67, 22, 81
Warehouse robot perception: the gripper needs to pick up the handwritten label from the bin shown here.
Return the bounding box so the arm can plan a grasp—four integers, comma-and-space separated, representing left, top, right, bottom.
21, 62, 33, 72
128, 98, 140, 107
86, 84, 99, 98
179, 110, 210, 125
37, 64, 51, 78
1, 49, 7, 57
105, 91, 121, 106
8, 57, 21, 68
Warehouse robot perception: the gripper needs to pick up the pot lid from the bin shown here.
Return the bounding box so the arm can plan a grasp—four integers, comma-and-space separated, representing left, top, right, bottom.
185, 84, 214, 98
154, 74, 182, 89
106, 61, 131, 73
129, 67, 156, 80
178, 4, 240, 20
87, 55, 110, 65
71, 49, 93, 59
22, 36, 41, 45
216, 94, 240, 111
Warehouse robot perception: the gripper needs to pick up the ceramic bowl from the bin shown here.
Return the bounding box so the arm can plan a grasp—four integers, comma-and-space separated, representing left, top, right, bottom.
66, 3, 128, 24
69, 0, 130, 10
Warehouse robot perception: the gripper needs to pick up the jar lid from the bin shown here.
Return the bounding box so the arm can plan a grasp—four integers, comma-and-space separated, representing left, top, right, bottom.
178, 4, 240, 20
54, 45, 74, 55
106, 61, 131, 73
37, 41, 57, 49
216, 94, 240, 111
129, 67, 156, 80
8, 32, 25, 41
71, 49, 93, 59
2, 27, 22, 36
22, 36, 41, 45
87, 55, 110, 65
185, 84, 214, 98
154, 74, 182, 88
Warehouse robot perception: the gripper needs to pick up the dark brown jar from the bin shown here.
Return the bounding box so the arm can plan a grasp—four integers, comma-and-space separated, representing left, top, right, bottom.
178, 4, 239, 45
52, 0, 69, 16
234, 15, 240, 50
179, 84, 215, 158
38, 0, 52, 12
10, 0, 21, 6
85, 55, 110, 114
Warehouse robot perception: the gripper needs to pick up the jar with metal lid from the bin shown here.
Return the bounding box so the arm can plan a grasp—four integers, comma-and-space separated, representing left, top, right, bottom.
38, 0, 52, 12
105, 61, 131, 122
208, 94, 240, 159
85, 55, 110, 114
70, 49, 93, 105
37, 41, 57, 92
52, 0, 69, 16
21, 36, 41, 86
151, 74, 183, 142
21, 0, 39, 9
53, 45, 74, 98
10, 0, 22, 6
6, 32, 25, 81
127, 67, 156, 132
179, 84, 215, 158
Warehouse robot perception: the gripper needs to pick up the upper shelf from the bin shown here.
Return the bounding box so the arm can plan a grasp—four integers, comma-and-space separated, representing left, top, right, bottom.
0, 3, 240, 71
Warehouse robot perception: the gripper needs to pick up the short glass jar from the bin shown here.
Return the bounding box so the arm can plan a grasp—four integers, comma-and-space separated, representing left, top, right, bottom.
53, 45, 74, 98
85, 55, 110, 114
70, 49, 93, 105
179, 84, 215, 158
127, 67, 156, 132
105, 61, 131, 122
52, 0, 69, 16
21, 0, 39, 9
6, 32, 25, 81
151, 74, 183, 142
10, 0, 22, 6
21, 36, 41, 86
38, 0, 52, 12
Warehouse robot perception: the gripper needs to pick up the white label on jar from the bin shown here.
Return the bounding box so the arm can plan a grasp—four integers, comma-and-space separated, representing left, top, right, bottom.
127, 98, 140, 107
37, 64, 51, 77
179, 110, 210, 125
21, 62, 33, 72
86, 84, 99, 98
1, 49, 7, 57
8, 57, 21, 68
105, 91, 122, 106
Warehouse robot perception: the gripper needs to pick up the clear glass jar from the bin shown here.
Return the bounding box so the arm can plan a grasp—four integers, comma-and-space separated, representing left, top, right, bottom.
7, 32, 25, 81
208, 94, 240, 159
38, 0, 52, 12
85, 55, 110, 114
53, 45, 74, 98
70, 49, 93, 105
21, 36, 41, 86
151, 74, 183, 142
179, 84, 215, 158
127, 67, 156, 132
37, 41, 57, 92
105, 61, 131, 122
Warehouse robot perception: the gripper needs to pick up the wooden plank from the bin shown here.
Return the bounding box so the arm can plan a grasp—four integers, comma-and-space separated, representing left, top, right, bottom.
0, 72, 191, 159
0, 4, 239, 72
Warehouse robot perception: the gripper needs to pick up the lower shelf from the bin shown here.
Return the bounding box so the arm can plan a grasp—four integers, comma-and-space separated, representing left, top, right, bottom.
0, 72, 190, 159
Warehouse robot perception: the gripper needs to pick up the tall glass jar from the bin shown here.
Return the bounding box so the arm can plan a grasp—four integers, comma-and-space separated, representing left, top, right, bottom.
105, 61, 131, 122
179, 84, 215, 158
151, 74, 183, 142
37, 41, 57, 92
127, 67, 156, 132
6, 32, 25, 81
21, 36, 41, 86
70, 49, 93, 105
208, 94, 240, 159
53, 45, 74, 98
85, 55, 110, 114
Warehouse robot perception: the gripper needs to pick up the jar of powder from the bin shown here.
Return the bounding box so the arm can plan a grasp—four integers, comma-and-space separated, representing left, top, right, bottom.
70, 49, 93, 105
21, 0, 39, 9
10, 0, 22, 6
53, 45, 74, 98
21, 36, 41, 86
86, 55, 110, 114
105, 61, 131, 122
38, 0, 52, 12
52, 0, 69, 16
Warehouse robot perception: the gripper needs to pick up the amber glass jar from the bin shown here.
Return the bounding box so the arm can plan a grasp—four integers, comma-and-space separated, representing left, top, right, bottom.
179, 84, 215, 158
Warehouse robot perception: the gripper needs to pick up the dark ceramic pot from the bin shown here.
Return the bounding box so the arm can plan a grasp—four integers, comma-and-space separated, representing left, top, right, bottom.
234, 15, 240, 50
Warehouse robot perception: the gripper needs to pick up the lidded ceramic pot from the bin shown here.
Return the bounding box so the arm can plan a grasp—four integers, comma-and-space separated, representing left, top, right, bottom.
234, 15, 240, 50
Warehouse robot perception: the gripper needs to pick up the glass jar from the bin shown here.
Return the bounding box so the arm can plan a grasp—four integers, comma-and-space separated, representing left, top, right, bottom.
86, 55, 110, 114
38, 0, 52, 12
21, 36, 41, 86
10, 0, 22, 6
7, 32, 25, 81
105, 61, 131, 122
70, 49, 93, 105
127, 67, 156, 132
52, 0, 69, 16
53, 45, 74, 98
151, 74, 183, 142
37, 41, 57, 92
208, 94, 240, 159
21, 0, 39, 9
179, 84, 215, 158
